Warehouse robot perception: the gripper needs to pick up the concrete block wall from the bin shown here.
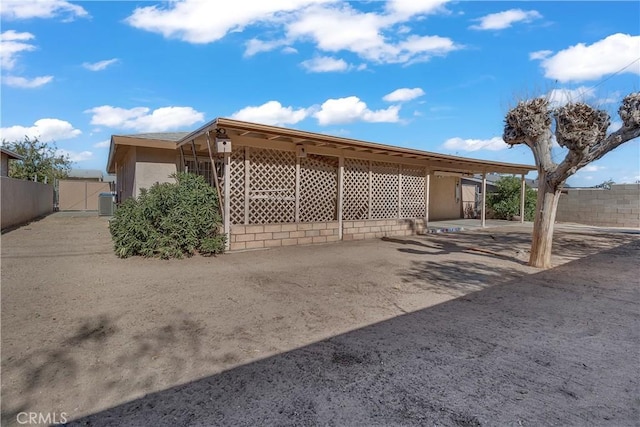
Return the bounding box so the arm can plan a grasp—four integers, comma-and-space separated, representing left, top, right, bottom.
343, 218, 427, 240
229, 222, 340, 251
556, 184, 640, 228
1, 177, 54, 230
229, 218, 428, 251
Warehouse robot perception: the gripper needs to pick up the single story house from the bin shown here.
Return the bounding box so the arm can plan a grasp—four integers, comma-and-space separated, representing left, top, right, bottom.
1, 147, 23, 177
107, 118, 535, 251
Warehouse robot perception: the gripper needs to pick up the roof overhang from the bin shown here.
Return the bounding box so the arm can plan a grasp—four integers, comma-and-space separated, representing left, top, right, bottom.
1, 147, 24, 160
106, 135, 178, 174
176, 118, 535, 175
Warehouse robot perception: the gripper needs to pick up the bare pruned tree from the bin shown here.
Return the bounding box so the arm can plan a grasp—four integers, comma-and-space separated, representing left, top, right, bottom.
503, 92, 640, 268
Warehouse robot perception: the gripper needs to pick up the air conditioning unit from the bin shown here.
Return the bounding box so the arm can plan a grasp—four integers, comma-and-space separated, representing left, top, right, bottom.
99, 193, 115, 216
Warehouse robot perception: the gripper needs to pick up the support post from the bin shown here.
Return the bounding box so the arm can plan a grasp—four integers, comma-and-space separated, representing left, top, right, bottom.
179, 146, 185, 172
223, 152, 231, 251
520, 173, 526, 223
425, 169, 430, 227
481, 172, 487, 228
190, 140, 199, 174
398, 164, 402, 219
295, 155, 301, 223
368, 160, 373, 220
244, 146, 250, 225
338, 156, 344, 240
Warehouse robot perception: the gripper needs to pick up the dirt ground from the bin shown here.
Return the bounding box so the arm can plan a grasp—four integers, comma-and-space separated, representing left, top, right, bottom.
1, 213, 638, 426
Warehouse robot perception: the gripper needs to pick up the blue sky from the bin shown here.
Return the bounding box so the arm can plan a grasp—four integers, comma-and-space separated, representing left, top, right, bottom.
1, 0, 638, 186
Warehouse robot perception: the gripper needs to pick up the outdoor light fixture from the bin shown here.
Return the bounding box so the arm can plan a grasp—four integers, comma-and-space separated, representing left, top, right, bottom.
214, 128, 232, 153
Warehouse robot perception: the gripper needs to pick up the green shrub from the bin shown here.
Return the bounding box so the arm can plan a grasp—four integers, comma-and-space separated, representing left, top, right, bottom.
487, 176, 536, 221
109, 172, 226, 259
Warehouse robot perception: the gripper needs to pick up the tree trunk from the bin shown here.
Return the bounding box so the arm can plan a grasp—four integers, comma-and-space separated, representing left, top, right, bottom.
529, 173, 562, 268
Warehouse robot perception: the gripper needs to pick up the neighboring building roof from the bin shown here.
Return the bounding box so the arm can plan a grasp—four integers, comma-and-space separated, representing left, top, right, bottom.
68, 169, 104, 179
1, 147, 24, 160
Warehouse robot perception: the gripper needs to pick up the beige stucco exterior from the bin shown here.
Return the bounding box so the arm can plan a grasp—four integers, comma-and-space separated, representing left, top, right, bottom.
114, 145, 178, 201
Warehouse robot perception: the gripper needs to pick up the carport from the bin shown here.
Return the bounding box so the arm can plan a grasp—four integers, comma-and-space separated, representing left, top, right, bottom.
176, 118, 536, 250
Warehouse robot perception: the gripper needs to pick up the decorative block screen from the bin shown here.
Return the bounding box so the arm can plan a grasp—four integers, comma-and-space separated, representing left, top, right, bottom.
249, 148, 296, 224
343, 158, 369, 220
299, 154, 338, 222
401, 167, 426, 218
371, 161, 399, 219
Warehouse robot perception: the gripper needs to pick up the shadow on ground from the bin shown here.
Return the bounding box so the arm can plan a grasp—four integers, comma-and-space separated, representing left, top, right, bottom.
65, 241, 639, 427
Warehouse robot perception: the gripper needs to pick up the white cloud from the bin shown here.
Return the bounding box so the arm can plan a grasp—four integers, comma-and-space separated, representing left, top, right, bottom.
82, 58, 119, 71
287, 4, 461, 64
126, 0, 330, 44
282, 46, 298, 54
244, 38, 289, 57
300, 56, 349, 72
230, 101, 309, 126
2, 75, 53, 88
385, 0, 449, 18
125, 0, 459, 66
0, 30, 36, 70
314, 96, 400, 125
93, 140, 111, 148
581, 164, 604, 172
470, 9, 542, 30
609, 120, 623, 133
442, 136, 507, 152
57, 149, 93, 162
0, 0, 88, 20
534, 33, 640, 83
86, 105, 205, 132
546, 86, 595, 108
0, 118, 81, 142
529, 50, 552, 60
383, 87, 425, 102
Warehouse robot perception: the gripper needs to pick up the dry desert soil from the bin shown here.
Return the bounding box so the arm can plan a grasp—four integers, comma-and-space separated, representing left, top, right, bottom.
1, 213, 639, 426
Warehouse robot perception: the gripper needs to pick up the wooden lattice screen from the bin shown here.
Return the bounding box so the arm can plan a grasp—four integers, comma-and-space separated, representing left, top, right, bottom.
371, 161, 399, 219
226, 147, 428, 225
343, 158, 369, 220
401, 166, 426, 218
299, 154, 338, 222
249, 148, 296, 224
229, 150, 245, 224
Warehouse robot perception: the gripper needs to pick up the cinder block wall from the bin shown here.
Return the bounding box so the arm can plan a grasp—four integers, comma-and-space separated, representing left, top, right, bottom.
343, 219, 426, 240
556, 184, 640, 228
1, 177, 53, 230
230, 222, 340, 251
229, 218, 427, 251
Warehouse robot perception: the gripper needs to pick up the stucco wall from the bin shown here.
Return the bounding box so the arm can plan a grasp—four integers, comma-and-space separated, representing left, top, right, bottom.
1, 177, 53, 230
556, 184, 639, 228
429, 176, 461, 220
134, 147, 178, 198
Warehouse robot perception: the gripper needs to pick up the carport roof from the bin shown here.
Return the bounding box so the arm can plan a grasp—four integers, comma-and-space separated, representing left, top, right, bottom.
107, 119, 536, 175
176, 118, 536, 175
